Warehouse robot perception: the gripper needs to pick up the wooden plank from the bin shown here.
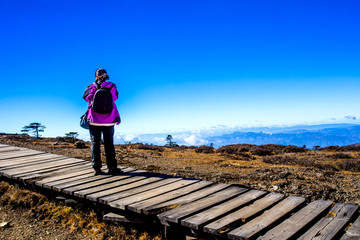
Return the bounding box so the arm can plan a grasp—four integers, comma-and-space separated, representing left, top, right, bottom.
227, 196, 306, 240
143, 183, 230, 215
52, 174, 111, 192
0, 153, 65, 168
22, 162, 93, 182
109, 179, 200, 210
157, 186, 248, 226
86, 175, 152, 202
0, 146, 20, 152
10, 162, 89, 180
103, 212, 150, 224
1, 158, 85, 178
0, 147, 41, 155
127, 181, 213, 214
0, 156, 68, 169
258, 200, 333, 240
299, 203, 359, 240
74, 170, 148, 199
100, 177, 182, 204
40, 168, 99, 189
340, 213, 360, 240
0, 150, 45, 160
203, 192, 284, 236
39, 166, 137, 188
181, 190, 267, 230
63, 167, 138, 196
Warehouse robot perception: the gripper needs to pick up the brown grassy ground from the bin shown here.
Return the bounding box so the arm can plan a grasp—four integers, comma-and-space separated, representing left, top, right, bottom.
1, 135, 360, 239
0, 181, 163, 240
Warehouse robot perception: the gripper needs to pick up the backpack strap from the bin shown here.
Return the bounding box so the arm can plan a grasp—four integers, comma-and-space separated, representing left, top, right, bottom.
94, 81, 113, 90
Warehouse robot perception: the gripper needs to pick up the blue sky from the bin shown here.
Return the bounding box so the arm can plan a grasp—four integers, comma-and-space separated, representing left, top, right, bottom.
1, 0, 360, 141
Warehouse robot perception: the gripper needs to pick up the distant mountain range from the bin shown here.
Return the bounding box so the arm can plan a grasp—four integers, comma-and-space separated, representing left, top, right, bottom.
205, 124, 360, 148
108, 123, 360, 149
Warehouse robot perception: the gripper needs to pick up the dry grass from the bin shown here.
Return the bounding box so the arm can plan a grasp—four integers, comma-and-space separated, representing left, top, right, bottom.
0, 181, 162, 240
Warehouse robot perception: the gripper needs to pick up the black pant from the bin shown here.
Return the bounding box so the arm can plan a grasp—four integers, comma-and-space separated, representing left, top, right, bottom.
89, 125, 117, 170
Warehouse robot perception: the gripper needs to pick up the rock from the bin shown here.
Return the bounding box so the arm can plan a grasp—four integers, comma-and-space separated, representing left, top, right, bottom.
0, 222, 10, 228
279, 171, 291, 179
291, 183, 299, 190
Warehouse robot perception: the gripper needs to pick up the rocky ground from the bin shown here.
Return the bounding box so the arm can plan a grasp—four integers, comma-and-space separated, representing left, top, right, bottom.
1, 134, 360, 239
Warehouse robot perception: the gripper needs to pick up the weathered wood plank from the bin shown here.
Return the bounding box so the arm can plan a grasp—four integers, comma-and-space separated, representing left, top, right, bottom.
0, 144, 11, 147
0, 156, 68, 169
143, 183, 230, 215
0, 146, 20, 152
40, 168, 100, 189
0, 154, 67, 168
1, 158, 85, 178
103, 212, 150, 224
181, 190, 267, 231
109, 179, 200, 210
0, 152, 79, 165
0, 150, 45, 160
63, 167, 138, 196
74, 170, 148, 199
258, 200, 333, 240
298, 203, 359, 240
158, 186, 248, 226
203, 192, 284, 236
22, 163, 93, 182
340, 212, 360, 240
0, 147, 40, 154
86, 175, 153, 202
9, 162, 88, 180
33, 164, 94, 186
100, 177, 182, 205
52, 174, 111, 192
127, 181, 213, 214
227, 196, 306, 240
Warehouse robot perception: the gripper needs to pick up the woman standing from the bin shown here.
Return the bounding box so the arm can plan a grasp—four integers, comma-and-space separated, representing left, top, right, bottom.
83, 68, 121, 175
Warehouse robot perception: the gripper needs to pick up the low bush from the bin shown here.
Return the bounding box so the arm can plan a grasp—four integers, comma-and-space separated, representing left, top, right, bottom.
250, 147, 274, 157
330, 153, 353, 159
134, 143, 164, 152
195, 145, 214, 153
284, 145, 308, 153
338, 159, 360, 172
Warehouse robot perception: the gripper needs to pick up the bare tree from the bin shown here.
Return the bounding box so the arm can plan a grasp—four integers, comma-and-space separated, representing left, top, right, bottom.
22, 122, 46, 138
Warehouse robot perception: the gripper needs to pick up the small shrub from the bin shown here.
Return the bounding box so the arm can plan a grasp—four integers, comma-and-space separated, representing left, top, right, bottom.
284, 145, 308, 153
195, 145, 214, 153
330, 153, 353, 159
216, 144, 255, 155
135, 143, 164, 152
74, 141, 87, 149
319, 145, 341, 151
338, 159, 360, 172
250, 146, 273, 156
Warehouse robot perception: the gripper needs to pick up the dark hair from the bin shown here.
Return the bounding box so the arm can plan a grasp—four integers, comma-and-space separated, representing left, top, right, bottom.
95, 68, 107, 77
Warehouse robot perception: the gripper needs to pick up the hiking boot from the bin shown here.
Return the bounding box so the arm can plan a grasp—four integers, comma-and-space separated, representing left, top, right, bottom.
108, 167, 122, 175
94, 168, 103, 176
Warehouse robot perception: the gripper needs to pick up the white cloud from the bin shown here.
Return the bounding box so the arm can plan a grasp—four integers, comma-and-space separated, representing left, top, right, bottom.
114, 134, 140, 143
152, 137, 167, 145
345, 115, 356, 120
172, 133, 208, 146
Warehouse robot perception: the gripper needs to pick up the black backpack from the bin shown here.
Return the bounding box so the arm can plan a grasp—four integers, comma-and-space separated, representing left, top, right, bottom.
92, 83, 114, 114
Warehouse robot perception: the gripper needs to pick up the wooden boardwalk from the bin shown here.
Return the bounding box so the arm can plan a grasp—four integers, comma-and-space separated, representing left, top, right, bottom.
0, 143, 359, 240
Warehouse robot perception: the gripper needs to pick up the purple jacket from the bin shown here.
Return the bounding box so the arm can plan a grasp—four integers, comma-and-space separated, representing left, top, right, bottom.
83, 81, 121, 125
